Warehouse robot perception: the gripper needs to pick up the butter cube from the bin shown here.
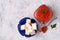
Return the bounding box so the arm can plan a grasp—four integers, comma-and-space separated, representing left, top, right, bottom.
32, 23, 37, 30
21, 25, 25, 30
28, 29, 33, 33
26, 19, 31, 24
25, 23, 32, 29
25, 29, 30, 35
30, 31, 35, 35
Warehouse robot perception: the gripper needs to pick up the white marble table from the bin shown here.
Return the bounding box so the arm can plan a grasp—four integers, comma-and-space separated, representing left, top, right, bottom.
0, 0, 60, 40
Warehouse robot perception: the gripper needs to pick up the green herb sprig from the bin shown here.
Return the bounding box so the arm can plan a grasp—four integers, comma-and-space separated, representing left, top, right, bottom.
51, 24, 56, 28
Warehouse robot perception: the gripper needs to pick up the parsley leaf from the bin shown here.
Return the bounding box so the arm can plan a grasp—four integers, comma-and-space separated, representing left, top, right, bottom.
51, 24, 56, 28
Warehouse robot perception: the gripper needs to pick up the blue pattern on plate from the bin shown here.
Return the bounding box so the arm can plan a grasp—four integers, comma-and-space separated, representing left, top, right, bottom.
18, 17, 37, 37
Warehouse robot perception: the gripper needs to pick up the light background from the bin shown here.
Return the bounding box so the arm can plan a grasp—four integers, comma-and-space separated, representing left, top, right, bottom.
0, 0, 60, 40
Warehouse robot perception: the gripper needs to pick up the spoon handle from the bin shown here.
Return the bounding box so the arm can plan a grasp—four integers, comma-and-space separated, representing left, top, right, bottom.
47, 17, 57, 26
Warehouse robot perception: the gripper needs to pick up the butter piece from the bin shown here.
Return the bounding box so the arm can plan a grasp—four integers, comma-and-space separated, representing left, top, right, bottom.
25, 23, 32, 29
21, 25, 25, 30
26, 19, 31, 24
25, 29, 30, 35
32, 23, 37, 30
30, 31, 35, 35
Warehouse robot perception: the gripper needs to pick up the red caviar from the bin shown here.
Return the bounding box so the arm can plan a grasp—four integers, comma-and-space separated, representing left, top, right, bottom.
41, 26, 47, 33
34, 5, 53, 23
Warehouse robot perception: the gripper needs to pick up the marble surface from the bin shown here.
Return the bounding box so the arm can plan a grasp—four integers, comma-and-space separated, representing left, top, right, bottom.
0, 0, 60, 40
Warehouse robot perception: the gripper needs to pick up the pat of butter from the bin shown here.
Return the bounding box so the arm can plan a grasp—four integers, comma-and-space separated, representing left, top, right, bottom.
30, 31, 35, 35
25, 29, 30, 35
26, 19, 31, 24
32, 23, 37, 30
21, 25, 25, 30
25, 23, 32, 29
28, 29, 33, 33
